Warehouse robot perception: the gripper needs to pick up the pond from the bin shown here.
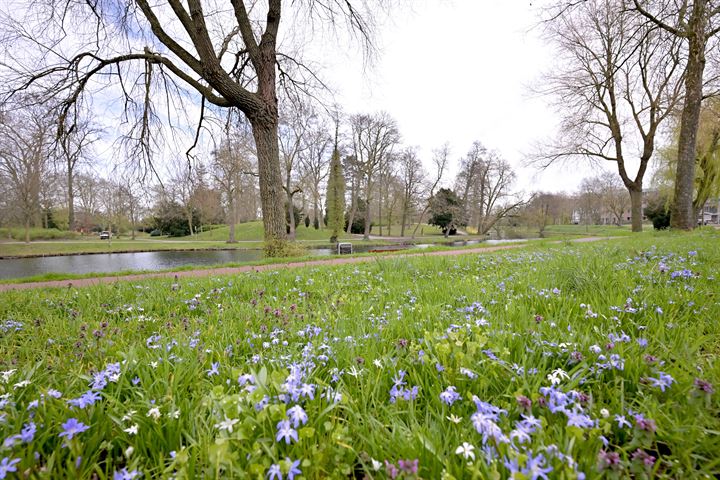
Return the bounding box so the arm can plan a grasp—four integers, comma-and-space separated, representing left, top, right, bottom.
0, 239, 529, 280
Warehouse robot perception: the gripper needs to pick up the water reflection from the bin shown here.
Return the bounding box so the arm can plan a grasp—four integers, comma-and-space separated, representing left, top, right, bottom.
0, 238, 530, 280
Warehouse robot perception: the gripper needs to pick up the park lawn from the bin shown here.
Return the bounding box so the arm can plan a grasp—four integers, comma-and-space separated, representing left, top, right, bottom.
0, 230, 718, 478
181, 222, 348, 242
544, 224, 637, 237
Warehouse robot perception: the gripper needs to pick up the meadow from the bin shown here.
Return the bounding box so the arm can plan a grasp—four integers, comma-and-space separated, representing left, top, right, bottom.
0, 231, 717, 479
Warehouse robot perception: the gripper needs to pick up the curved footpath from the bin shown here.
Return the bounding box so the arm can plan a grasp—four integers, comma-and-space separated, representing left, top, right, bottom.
0, 237, 614, 292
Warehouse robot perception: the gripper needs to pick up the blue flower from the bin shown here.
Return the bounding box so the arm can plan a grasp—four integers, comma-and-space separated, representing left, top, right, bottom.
439, 386, 461, 406
286, 405, 308, 428
59, 418, 89, 441
614, 414, 631, 428
523, 453, 553, 480
113, 468, 141, 480
276, 420, 298, 444
20, 422, 35, 443
0, 457, 20, 479
206, 362, 220, 377
286, 458, 302, 480
267, 463, 282, 480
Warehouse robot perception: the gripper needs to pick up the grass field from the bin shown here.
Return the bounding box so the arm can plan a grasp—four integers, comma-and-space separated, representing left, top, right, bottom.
0, 221, 641, 259
0, 231, 717, 478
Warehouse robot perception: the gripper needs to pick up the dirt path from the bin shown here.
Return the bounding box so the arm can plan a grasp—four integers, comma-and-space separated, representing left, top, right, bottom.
0, 237, 615, 292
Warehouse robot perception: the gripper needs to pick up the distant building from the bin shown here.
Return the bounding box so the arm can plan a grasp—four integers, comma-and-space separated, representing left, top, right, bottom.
699, 198, 720, 225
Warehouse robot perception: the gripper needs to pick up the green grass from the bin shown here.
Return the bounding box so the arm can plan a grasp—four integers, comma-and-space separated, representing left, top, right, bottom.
0, 231, 718, 478
543, 224, 637, 237
0, 227, 81, 241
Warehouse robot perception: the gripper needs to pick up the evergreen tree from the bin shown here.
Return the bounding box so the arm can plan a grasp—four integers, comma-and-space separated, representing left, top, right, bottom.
326, 141, 346, 243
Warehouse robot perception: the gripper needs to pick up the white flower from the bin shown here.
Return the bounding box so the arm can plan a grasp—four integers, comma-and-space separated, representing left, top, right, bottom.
124, 424, 138, 435
150, 361, 158, 369
214, 416, 239, 433
147, 407, 161, 420
124, 446, 134, 458
447, 414, 463, 424
13, 380, 30, 389
371, 459, 383, 471
547, 368, 569, 386
167, 409, 180, 419
1, 370, 16, 383
373, 359, 383, 368
600, 408, 610, 418
122, 410, 137, 421
455, 442, 475, 460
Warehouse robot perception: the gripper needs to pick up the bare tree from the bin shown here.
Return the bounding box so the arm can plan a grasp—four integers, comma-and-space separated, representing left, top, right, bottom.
58, 117, 100, 231
0, 0, 380, 252
349, 112, 399, 240
455, 141, 489, 226
578, 176, 606, 224
456, 143, 527, 235
212, 121, 258, 243
299, 115, 332, 229
412, 143, 449, 238
278, 102, 312, 239
633, 0, 720, 229
0, 105, 54, 242
398, 147, 426, 236
75, 172, 103, 233
537, 0, 683, 232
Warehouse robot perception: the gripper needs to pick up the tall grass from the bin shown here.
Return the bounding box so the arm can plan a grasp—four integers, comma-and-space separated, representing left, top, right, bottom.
0, 231, 717, 478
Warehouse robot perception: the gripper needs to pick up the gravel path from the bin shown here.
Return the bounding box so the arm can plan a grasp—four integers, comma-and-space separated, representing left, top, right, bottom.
0, 237, 615, 292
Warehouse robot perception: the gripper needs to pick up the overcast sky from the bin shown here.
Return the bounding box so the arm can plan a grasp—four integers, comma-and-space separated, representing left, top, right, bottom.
314, 0, 632, 194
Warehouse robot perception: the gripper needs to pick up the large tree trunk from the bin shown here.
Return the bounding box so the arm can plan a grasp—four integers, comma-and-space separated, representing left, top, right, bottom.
250, 117, 288, 249
24, 217, 30, 244
629, 187, 643, 232
400, 209, 407, 237
671, 11, 707, 230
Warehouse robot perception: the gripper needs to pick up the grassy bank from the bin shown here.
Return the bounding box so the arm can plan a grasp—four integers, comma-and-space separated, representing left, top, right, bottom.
0, 231, 717, 478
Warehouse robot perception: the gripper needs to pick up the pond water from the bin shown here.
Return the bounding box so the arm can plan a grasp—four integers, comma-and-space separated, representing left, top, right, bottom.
0, 238, 529, 280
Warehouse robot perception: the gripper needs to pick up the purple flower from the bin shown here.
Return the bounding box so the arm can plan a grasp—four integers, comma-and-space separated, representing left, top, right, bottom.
276, 420, 298, 444
565, 410, 595, 429
299, 383, 315, 400
398, 459, 418, 475
267, 463, 282, 480
20, 422, 35, 443
0, 457, 20, 479
2, 436, 20, 448
615, 414, 631, 429
385, 460, 399, 479
68, 390, 101, 409
286, 405, 308, 428
597, 450, 621, 471
59, 418, 89, 441
286, 458, 301, 480
206, 362, 220, 377
694, 378, 714, 394
634, 415, 656, 433
523, 453, 553, 480
113, 468, 141, 480
439, 386, 461, 406
648, 372, 674, 392
631, 449, 656, 467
